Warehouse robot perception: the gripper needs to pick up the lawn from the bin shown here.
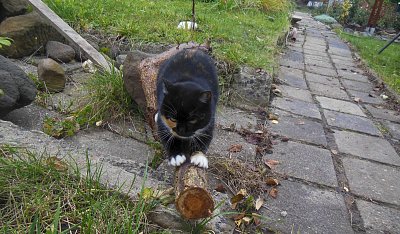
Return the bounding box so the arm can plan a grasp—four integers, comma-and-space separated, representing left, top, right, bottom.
43, 0, 291, 72
338, 32, 400, 94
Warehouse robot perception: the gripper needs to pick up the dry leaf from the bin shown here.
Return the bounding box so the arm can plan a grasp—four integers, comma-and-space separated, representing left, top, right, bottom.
46, 157, 68, 171
252, 213, 261, 226
271, 120, 279, 124
297, 121, 305, 125
235, 219, 242, 227
281, 136, 289, 142
255, 130, 264, 134
242, 216, 252, 225
353, 97, 361, 103
344, 186, 349, 192
331, 149, 338, 155
255, 197, 264, 210
268, 113, 279, 120
233, 213, 245, 221
269, 188, 278, 198
215, 184, 226, 193
265, 159, 279, 169
230, 194, 245, 205
266, 178, 280, 186
228, 144, 243, 153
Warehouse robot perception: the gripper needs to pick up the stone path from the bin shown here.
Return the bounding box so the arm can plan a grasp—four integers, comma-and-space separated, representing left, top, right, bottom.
263, 12, 400, 233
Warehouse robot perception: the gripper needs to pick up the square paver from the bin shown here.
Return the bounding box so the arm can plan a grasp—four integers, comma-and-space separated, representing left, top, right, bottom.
305, 72, 341, 87
216, 106, 257, 130
364, 105, 400, 123
303, 49, 330, 58
309, 82, 349, 100
356, 199, 400, 234
279, 67, 308, 89
280, 59, 304, 70
331, 54, 354, 62
348, 90, 384, 105
331, 57, 356, 66
271, 97, 321, 119
304, 55, 329, 64
339, 70, 370, 83
262, 180, 353, 233
307, 65, 338, 77
269, 109, 327, 146
305, 59, 333, 69
277, 85, 314, 103
267, 141, 336, 186
282, 50, 304, 62
341, 79, 373, 92
335, 65, 364, 74
324, 109, 381, 136
316, 96, 366, 117
328, 48, 352, 56
343, 157, 400, 205
209, 129, 255, 161
334, 130, 400, 165
304, 44, 327, 52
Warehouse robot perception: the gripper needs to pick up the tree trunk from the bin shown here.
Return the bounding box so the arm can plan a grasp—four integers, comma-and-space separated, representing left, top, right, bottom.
174, 162, 214, 219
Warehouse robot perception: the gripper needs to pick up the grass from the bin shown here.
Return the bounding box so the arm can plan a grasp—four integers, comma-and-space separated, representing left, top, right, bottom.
337, 31, 400, 94
0, 144, 159, 233
44, 0, 291, 72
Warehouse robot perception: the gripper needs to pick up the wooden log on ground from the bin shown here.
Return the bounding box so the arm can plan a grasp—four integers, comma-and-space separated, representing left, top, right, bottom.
174, 162, 214, 219
122, 42, 210, 135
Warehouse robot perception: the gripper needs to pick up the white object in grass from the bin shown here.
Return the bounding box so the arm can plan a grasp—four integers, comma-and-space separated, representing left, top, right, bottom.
177, 21, 198, 30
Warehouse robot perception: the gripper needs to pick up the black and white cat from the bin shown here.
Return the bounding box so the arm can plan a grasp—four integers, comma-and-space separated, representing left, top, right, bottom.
155, 49, 218, 169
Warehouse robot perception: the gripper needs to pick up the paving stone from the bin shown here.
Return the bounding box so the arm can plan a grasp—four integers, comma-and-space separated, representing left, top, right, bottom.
305, 72, 341, 87
343, 157, 400, 205
335, 64, 364, 74
305, 38, 326, 46
341, 79, 373, 92
304, 49, 330, 58
271, 97, 321, 119
309, 82, 349, 100
334, 130, 400, 165
338, 70, 370, 83
324, 109, 381, 136
216, 106, 257, 131
281, 50, 304, 62
276, 85, 314, 103
304, 44, 326, 52
364, 105, 400, 123
305, 59, 333, 69
288, 46, 303, 53
307, 65, 337, 77
382, 120, 400, 140
356, 200, 400, 234
267, 141, 335, 185
328, 48, 352, 56
316, 96, 366, 117
349, 91, 384, 106
328, 41, 350, 50
268, 109, 327, 146
304, 55, 330, 64
331, 54, 354, 62
208, 128, 255, 161
262, 180, 353, 233
278, 67, 308, 89
280, 59, 304, 70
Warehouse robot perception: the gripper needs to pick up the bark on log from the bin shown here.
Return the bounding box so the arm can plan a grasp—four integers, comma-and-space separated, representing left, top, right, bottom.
174, 162, 214, 219
122, 42, 210, 136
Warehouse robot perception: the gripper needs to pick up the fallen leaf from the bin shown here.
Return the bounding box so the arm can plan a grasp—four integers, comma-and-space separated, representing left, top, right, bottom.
269, 188, 278, 198
141, 187, 153, 200
228, 144, 243, 153
255, 130, 264, 134
353, 97, 361, 103
271, 120, 279, 124
230, 194, 245, 205
46, 157, 68, 171
266, 177, 280, 186
242, 216, 252, 225
344, 186, 349, 192
215, 184, 226, 193
233, 212, 245, 221
255, 197, 264, 210
268, 113, 279, 120
297, 121, 305, 125
252, 213, 261, 226
265, 159, 279, 169
281, 136, 289, 142
331, 149, 338, 155
234, 219, 242, 227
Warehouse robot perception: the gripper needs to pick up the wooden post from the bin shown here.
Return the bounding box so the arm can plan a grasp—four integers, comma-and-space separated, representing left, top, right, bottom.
367, 0, 384, 28
27, 0, 114, 72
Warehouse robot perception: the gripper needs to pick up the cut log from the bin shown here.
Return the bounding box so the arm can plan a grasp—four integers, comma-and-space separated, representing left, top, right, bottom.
122, 42, 210, 136
174, 162, 214, 219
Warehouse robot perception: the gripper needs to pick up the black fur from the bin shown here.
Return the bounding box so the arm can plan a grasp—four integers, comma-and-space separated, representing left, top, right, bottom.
156, 49, 218, 164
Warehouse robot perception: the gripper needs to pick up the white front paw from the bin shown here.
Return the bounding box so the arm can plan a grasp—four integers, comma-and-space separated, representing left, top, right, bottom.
168, 155, 186, 166
190, 152, 208, 169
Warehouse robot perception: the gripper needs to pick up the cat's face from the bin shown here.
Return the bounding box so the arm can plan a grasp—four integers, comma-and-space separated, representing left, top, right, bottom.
160, 80, 212, 138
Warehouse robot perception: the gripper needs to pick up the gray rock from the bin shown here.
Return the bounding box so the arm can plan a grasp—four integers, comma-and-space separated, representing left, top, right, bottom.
0, 0, 28, 19
116, 54, 127, 68
46, 41, 76, 63
230, 66, 272, 109
0, 55, 37, 117
0, 12, 64, 58
37, 58, 66, 92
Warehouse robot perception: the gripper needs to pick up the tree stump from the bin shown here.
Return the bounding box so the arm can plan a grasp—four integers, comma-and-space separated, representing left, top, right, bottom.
175, 162, 214, 219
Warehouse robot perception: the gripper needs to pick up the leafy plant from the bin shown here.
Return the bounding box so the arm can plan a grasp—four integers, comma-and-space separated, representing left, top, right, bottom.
43, 116, 80, 139
339, 0, 352, 24
0, 37, 12, 49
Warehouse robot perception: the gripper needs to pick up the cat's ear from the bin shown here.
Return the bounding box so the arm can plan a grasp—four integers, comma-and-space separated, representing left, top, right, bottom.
162, 79, 174, 95
199, 91, 212, 103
